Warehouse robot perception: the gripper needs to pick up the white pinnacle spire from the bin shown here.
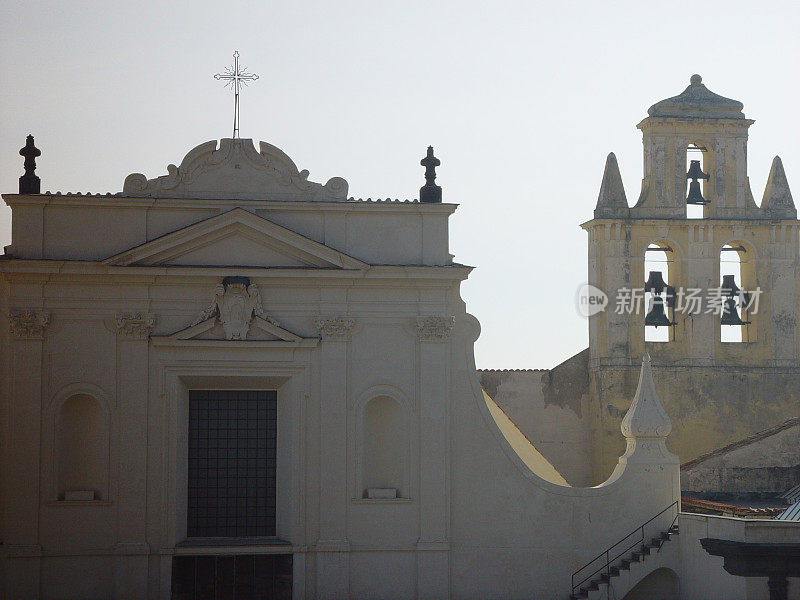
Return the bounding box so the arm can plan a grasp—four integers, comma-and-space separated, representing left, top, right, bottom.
621, 353, 672, 439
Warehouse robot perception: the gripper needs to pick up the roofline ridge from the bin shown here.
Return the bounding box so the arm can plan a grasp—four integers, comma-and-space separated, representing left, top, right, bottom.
681, 416, 800, 470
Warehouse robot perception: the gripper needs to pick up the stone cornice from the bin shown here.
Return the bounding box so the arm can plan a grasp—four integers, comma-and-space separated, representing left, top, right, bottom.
8, 309, 49, 339
636, 117, 755, 131
580, 217, 800, 229
0, 261, 473, 281
1, 193, 458, 215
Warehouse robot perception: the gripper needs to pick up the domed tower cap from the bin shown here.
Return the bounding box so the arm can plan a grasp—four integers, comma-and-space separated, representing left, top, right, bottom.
647, 74, 745, 119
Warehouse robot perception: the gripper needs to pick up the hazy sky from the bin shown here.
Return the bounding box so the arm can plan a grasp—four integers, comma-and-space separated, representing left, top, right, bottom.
2, 0, 798, 368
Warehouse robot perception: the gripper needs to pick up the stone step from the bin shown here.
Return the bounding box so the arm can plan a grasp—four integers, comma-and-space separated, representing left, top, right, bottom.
570, 525, 678, 599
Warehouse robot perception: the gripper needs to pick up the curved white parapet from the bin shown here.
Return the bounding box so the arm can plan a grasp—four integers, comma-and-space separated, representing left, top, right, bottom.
482, 388, 570, 486
472, 346, 678, 497
121, 138, 349, 201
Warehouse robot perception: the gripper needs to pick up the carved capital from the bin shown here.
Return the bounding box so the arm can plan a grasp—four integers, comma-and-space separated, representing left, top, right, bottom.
116, 312, 156, 339
8, 310, 49, 339
315, 316, 355, 341
415, 315, 455, 341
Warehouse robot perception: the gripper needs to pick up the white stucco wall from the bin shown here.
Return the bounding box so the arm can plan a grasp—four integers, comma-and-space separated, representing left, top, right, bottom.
678, 513, 800, 600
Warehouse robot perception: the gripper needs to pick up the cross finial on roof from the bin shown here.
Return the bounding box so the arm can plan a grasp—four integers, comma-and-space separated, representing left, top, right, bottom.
19, 134, 41, 194
419, 146, 442, 203
214, 51, 259, 139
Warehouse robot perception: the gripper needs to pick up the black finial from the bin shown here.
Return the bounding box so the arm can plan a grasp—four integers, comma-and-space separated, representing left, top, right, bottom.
19, 135, 41, 194
419, 145, 442, 203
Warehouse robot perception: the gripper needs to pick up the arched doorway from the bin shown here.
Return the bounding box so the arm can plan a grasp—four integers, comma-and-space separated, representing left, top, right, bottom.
621, 567, 680, 600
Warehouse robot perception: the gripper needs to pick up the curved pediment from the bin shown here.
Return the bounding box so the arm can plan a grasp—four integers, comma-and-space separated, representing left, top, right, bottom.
121, 138, 349, 201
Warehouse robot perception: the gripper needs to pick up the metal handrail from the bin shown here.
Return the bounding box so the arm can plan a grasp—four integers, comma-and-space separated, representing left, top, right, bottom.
570, 500, 679, 595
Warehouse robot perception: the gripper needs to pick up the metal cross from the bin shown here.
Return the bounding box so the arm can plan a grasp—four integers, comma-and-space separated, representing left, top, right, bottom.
214, 51, 259, 138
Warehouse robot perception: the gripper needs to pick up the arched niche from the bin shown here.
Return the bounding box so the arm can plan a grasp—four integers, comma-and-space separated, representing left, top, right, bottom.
358, 391, 410, 500
55, 392, 109, 501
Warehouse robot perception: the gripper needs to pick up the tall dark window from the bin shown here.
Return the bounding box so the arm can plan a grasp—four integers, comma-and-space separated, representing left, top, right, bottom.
188, 390, 277, 538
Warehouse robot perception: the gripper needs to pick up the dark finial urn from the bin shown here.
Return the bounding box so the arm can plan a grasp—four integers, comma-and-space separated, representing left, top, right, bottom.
419, 145, 442, 203
19, 134, 41, 194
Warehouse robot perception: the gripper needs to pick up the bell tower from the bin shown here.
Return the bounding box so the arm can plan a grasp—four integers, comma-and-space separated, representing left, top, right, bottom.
631, 74, 763, 220
581, 75, 800, 481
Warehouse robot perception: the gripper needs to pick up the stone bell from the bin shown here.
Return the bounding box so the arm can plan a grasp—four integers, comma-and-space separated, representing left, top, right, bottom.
644, 270, 675, 327
720, 274, 750, 325
686, 159, 710, 205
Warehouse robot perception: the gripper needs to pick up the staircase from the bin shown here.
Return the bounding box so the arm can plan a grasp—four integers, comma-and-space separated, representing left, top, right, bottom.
570, 501, 680, 600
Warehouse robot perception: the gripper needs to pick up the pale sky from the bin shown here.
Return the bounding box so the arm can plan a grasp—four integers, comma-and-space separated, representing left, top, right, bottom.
2, 0, 798, 368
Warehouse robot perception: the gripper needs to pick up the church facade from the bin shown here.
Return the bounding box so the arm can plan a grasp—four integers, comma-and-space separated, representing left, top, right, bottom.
1, 134, 685, 599
2, 76, 798, 600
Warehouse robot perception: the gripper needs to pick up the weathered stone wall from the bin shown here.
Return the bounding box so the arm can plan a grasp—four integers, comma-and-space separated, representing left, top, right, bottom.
590, 366, 800, 484
478, 348, 591, 486
481, 358, 800, 487
680, 419, 800, 497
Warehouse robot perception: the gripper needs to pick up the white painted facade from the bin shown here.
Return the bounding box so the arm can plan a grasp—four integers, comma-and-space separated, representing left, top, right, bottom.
1, 135, 792, 599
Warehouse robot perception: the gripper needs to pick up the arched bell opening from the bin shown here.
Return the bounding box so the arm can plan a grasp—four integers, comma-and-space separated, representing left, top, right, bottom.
644, 241, 676, 343
686, 142, 710, 219
720, 242, 757, 343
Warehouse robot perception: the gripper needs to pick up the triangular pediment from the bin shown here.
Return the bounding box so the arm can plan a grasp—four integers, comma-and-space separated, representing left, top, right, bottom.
104, 208, 367, 269
172, 316, 302, 342
151, 316, 320, 348
150, 277, 321, 348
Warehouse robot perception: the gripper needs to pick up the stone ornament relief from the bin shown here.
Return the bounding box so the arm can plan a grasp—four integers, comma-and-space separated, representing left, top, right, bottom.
314, 317, 355, 340
122, 138, 348, 201
115, 313, 156, 339
415, 316, 455, 341
192, 278, 278, 340
8, 310, 50, 339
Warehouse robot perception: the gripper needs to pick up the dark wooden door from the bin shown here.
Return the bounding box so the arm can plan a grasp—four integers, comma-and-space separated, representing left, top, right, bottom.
171, 554, 292, 600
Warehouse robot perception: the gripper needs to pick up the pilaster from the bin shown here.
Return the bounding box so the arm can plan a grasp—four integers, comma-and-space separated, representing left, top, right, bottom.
314, 316, 354, 599
686, 224, 716, 365
414, 315, 453, 599
113, 312, 155, 598
3, 309, 49, 597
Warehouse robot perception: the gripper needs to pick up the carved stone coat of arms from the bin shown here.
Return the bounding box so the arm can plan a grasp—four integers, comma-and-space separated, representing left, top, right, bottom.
192, 276, 275, 340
